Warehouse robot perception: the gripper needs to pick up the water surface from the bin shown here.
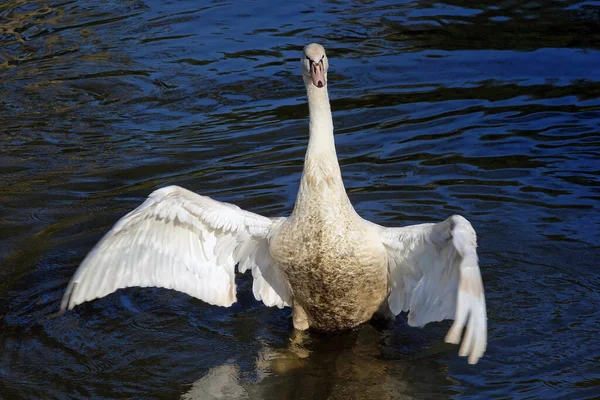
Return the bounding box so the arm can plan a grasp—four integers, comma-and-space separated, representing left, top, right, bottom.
1, 0, 599, 398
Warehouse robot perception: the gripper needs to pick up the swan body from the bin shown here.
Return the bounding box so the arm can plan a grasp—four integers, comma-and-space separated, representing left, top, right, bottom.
61, 43, 487, 364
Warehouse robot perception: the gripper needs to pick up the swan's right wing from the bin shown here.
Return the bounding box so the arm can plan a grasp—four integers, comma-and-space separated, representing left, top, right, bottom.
378, 215, 487, 364
60, 185, 291, 312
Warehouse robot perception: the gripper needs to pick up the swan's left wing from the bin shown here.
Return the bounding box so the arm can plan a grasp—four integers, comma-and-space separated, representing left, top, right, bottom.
378, 215, 487, 364
60, 185, 291, 313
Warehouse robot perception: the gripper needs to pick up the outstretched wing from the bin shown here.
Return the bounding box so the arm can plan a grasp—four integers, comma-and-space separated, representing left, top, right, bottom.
378, 215, 487, 364
60, 185, 291, 312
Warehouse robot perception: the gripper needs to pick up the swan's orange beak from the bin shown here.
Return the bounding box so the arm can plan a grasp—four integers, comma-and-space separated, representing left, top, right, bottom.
311, 61, 326, 88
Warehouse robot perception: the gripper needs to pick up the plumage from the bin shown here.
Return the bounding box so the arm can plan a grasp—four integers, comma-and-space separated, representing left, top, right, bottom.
60, 43, 487, 364
60, 185, 291, 311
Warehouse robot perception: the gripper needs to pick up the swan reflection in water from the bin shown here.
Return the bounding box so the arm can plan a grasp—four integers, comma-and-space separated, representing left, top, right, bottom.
182, 325, 457, 399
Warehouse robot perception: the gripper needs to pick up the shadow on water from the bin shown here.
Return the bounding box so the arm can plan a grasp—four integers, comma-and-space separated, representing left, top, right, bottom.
1, 0, 599, 398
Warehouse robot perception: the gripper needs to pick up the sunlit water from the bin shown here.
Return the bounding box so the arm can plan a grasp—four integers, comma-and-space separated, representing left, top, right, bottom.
1, 0, 599, 398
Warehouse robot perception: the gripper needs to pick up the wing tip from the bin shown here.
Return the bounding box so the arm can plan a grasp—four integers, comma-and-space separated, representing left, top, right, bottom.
445, 328, 486, 365
445, 290, 488, 365
59, 280, 78, 314
444, 323, 462, 345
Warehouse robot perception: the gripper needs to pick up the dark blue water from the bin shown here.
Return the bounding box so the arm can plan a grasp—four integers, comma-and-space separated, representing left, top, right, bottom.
1, 1, 599, 398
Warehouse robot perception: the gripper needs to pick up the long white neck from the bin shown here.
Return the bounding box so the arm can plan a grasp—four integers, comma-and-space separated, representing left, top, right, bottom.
293, 78, 351, 215
305, 80, 336, 159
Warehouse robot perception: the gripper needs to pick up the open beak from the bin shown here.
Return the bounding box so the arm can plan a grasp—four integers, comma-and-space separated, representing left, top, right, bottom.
311, 61, 326, 88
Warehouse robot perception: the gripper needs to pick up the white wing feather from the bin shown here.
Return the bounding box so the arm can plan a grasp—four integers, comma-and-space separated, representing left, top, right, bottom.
60, 185, 291, 312
379, 215, 487, 364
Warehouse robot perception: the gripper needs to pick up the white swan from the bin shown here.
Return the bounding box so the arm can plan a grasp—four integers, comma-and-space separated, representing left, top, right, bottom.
60, 43, 487, 364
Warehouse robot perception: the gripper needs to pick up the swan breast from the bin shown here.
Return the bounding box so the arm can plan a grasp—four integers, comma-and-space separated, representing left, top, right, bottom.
270, 210, 388, 331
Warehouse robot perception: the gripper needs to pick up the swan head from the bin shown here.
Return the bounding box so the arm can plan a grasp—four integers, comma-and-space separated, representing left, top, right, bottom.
302, 43, 329, 88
